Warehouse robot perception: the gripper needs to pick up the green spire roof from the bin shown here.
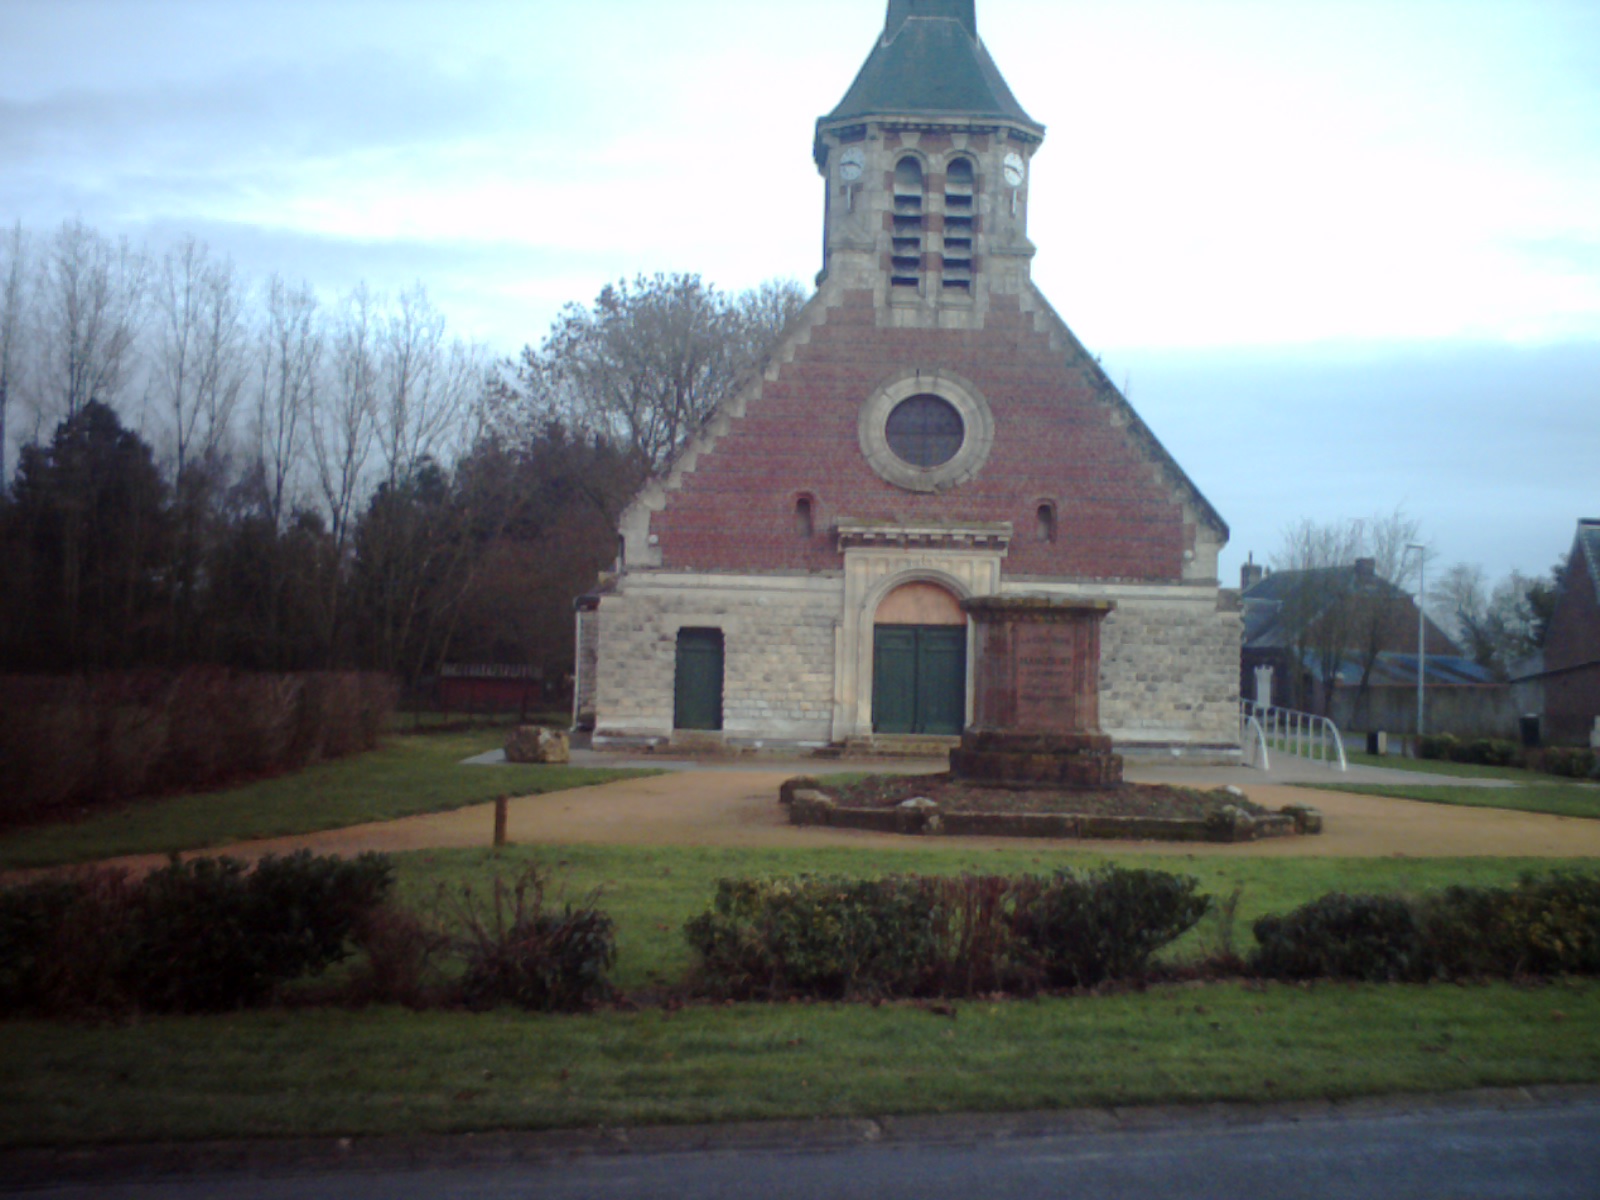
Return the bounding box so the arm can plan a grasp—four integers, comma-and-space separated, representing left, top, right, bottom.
822, 0, 1041, 132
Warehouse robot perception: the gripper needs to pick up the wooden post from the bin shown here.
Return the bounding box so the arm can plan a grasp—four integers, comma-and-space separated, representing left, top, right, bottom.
493, 794, 508, 848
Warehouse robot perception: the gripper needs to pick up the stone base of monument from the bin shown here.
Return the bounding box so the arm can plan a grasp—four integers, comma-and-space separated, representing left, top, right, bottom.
949, 730, 1124, 790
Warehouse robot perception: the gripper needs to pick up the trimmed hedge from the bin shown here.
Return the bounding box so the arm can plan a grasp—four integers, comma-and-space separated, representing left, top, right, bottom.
1417, 733, 1522, 767
0, 669, 397, 826
1250, 872, 1600, 983
1534, 746, 1597, 779
0, 851, 394, 1014
684, 867, 1210, 1000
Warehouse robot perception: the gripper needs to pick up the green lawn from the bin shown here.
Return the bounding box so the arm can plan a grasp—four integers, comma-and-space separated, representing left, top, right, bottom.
5, 841, 1600, 1146
1342, 750, 1574, 782
1307, 781, 1600, 822
4, 979, 1595, 1146
0, 733, 660, 870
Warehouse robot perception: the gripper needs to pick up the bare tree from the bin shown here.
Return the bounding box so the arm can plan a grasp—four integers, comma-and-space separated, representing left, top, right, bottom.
1434, 563, 1550, 677
33, 219, 148, 424
1347, 508, 1424, 719
0, 222, 27, 487
312, 283, 380, 548
152, 236, 246, 477
251, 275, 322, 527
1274, 510, 1430, 716
375, 283, 483, 486
523, 273, 803, 474
1274, 516, 1368, 712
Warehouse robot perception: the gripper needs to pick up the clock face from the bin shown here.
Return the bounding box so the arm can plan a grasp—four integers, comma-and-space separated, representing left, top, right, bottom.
839, 147, 865, 182
1003, 152, 1025, 187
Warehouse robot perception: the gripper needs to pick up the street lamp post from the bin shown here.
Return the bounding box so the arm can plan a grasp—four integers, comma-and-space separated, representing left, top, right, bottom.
1405, 543, 1427, 742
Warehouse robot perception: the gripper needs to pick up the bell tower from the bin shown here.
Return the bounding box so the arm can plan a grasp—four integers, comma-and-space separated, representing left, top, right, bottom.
814, 0, 1044, 314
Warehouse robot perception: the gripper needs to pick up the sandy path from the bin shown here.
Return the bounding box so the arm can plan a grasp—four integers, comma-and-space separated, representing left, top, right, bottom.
54, 768, 1600, 876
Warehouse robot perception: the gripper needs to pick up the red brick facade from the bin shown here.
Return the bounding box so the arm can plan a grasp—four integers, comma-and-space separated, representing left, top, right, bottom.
648, 288, 1196, 582
1545, 529, 1600, 745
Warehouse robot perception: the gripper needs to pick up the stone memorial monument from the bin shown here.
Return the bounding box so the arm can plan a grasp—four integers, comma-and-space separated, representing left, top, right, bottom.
949, 597, 1122, 789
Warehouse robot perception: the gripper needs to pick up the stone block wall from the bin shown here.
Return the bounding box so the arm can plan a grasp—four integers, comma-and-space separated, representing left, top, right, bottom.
1098, 591, 1241, 749
593, 575, 842, 743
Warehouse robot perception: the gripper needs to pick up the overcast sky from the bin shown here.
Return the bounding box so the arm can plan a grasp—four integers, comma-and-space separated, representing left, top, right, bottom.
3, 0, 1596, 589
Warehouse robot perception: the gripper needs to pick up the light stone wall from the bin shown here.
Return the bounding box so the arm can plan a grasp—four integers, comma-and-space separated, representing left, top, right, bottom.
592, 573, 843, 744
1099, 595, 1241, 748
591, 569, 1240, 755
572, 606, 600, 727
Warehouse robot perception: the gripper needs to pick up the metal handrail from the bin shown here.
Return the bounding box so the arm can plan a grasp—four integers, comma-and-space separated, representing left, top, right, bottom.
1239, 700, 1347, 771
1240, 712, 1271, 770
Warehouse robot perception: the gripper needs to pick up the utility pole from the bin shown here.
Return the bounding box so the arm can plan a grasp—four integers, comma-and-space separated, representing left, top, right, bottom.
1405, 543, 1427, 740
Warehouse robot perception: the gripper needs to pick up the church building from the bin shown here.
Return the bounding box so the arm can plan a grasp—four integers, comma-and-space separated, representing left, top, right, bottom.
574, 0, 1240, 759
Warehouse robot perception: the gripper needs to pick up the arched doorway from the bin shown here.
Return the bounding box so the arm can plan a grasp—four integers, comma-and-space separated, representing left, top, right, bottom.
872, 582, 966, 735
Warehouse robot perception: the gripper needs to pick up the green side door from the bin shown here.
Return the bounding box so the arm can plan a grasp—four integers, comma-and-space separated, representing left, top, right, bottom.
674, 628, 724, 730
872, 625, 966, 735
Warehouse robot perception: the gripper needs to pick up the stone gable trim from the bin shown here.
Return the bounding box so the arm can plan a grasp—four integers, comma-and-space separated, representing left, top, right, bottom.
1016, 282, 1229, 551
617, 289, 830, 569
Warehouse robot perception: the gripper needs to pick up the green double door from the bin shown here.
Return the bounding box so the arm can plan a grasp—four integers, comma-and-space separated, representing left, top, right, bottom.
872, 625, 966, 735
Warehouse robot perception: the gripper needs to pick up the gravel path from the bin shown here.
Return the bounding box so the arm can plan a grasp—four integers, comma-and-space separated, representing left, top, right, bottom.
57, 754, 1600, 874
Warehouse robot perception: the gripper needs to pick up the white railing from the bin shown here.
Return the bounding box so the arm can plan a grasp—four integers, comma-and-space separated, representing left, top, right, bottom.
1240, 711, 1271, 770
1240, 701, 1347, 771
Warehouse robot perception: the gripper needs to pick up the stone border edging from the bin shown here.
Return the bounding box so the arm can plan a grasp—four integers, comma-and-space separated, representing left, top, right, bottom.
780, 777, 1322, 843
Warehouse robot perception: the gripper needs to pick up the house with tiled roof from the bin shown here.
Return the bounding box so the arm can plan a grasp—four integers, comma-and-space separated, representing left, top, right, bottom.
1239, 557, 1509, 736
1543, 519, 1600, 745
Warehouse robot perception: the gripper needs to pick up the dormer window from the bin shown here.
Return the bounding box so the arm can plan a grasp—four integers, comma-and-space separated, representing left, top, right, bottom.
942, 156, 975, 293
891, 156, 924, 290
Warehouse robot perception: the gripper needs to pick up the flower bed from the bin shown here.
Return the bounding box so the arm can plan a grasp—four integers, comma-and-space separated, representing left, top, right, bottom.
781, 773, 1319, 843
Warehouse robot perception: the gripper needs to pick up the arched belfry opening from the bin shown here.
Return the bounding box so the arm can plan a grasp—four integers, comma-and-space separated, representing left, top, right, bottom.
871, 582, 967, 735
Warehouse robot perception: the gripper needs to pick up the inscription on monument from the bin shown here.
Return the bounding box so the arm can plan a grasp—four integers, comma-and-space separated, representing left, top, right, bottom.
1011, 622, 1090, 731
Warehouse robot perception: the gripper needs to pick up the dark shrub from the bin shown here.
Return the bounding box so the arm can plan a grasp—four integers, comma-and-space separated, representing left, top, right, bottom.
684, 876, 938, 1000
1414, 872, 1600, 981
685, 867, 1209, 1001
1018, 868, 1212, 988
1256, 873, 1600, 984
1536, 747, 1597, 779
1495, 872, 1600, 976
122, 851, 394, 1012
344, 904, 451, 1008
1463, 737, 1520, 767
450, 867, 616, 1012
0, 874, 103, 1012
1418, 733, 1458, 762
0, 852, 394, 1014
1251, 893, 1424, 982
1416, 883, 1520, 980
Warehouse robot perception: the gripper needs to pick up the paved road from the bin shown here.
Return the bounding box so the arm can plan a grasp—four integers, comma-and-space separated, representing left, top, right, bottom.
10, 1095, 1598, 1199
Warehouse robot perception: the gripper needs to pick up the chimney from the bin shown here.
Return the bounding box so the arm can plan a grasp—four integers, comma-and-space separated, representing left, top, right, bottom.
1354, 557, 1376, 577
1241, 554, 1265, 591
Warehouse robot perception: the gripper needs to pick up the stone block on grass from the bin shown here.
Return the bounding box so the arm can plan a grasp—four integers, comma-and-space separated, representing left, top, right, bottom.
505, 725, 570, 765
